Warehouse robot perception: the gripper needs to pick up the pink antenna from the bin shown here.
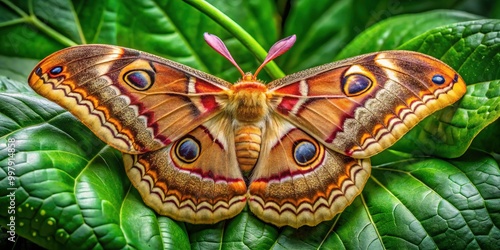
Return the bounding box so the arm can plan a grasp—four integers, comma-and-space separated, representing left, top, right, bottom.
254, 35, 296, 78
204, 32, 296, 79
204, 33, 245, 77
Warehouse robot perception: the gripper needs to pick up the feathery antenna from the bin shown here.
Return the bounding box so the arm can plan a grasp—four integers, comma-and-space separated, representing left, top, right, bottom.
204, 32, 296, 80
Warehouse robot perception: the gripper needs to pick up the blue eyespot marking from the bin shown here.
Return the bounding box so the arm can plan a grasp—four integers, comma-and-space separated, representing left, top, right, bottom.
432, 74, 445, 85
342, 74, 372, 96
50, 66, 63, 75
35, 67, 43, 76
124, 70, 155, 90
293, 140, 317, 166
176, 137, 200, 163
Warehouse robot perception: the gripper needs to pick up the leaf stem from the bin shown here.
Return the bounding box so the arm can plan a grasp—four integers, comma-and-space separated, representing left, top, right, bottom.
183, 0, 285, 79
0, 18, 27, 28
28, 15, 78, 47
1, 0, 28, 18
1, 0, 77, 47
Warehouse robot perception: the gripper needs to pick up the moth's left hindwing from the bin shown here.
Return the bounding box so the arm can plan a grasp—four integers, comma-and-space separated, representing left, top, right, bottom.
268, 51, 466, 158
123, 116, 247, 224
28, 45, 231, 154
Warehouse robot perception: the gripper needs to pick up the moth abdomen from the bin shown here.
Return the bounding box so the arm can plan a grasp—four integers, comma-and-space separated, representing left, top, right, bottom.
234, 124, 262, 173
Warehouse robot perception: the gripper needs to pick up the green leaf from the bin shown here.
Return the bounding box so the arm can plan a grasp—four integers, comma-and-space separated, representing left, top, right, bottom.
279, 0, 353, 73
222, 209, 278, 249
368, 151, 500, 248
0, 76, 33, 93
121, 189, 190, 249
0, 1, 70, 57
335, 10, 482, 59
0, 56, 39, 82
470, 119, 500, 154
280, 1, 480, 74
74, 0, 117, 44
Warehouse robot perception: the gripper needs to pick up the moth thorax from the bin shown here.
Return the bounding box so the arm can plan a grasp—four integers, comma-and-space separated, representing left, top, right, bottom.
234, 124, 262, 173
228, 82, 270, 123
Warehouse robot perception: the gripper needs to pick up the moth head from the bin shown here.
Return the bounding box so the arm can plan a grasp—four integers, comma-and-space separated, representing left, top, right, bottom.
203, 32, 296, 81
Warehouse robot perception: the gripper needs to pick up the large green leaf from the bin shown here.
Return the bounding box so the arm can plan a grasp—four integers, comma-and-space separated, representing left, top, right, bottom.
0, 1, 499, 249
279, 0, 485, 73
334, 10, 482, 60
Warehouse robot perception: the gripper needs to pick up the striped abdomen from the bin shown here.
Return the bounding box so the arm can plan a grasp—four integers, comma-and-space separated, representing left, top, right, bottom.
235, 125, 262, 173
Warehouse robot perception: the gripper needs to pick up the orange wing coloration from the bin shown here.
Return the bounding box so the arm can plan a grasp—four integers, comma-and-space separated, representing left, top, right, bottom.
29, 45, 230, 154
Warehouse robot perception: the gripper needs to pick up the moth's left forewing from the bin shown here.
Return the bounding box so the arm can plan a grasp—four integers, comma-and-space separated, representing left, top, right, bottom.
268, 51, 466, 158
28, 45, 232, 154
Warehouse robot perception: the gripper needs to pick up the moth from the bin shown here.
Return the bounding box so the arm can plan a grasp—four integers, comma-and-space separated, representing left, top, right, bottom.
28, 33, 466, 228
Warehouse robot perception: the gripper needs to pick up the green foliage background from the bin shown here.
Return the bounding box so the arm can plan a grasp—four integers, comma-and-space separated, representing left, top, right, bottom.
0, 0, 499, 249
